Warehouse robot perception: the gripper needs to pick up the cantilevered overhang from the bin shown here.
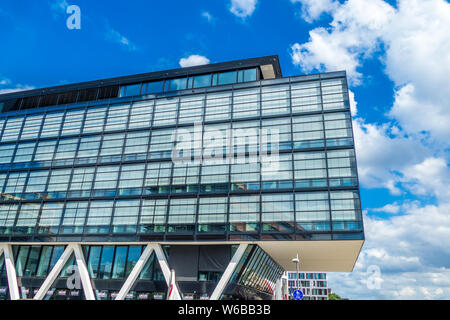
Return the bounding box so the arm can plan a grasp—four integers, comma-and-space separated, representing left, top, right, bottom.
257, 240, 364, 272
8, 239, 364, 272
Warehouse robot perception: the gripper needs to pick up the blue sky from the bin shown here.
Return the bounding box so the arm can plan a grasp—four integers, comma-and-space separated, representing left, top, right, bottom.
1, 0, 449, 300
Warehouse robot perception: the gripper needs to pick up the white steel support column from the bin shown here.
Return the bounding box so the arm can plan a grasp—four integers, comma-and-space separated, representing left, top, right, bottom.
33, 245, 74, 300
210, 243, 248, 300
0, 246, 4, 259
2, 244, 20, 300
152, 244, 182, 300
72, 244, 95, 300
115, 244, 154, 300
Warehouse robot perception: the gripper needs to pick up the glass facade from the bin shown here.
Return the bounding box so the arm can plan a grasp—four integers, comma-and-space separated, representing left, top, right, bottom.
0, 74, 362, 242
0, 57, 364, 301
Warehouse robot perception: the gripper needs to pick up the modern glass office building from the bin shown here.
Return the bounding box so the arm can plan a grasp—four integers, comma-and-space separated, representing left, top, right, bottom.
287, 271, 330, 300
0, 56, 363, 300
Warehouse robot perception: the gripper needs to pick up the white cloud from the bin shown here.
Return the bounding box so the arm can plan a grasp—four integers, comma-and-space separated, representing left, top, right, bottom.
352, 118, 430, 195
105, 27, 137, 51
291, 0, 338, 23
0, 84, 35, 95
230, 0, 258, 18
50, 0, 69, 16
289, 0, 450, 299
291, 0, 450, 143
291, 0, 395, 84
329, 201, 450, 299
372, 203, 401, 214
179, 55, 210, 68
201, 11, 215, 24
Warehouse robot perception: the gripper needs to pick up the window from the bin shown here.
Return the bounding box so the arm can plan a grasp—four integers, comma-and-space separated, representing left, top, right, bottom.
94, 166, 119, 190
291, 81, 321, 113
198, 197, 227, 224
330, 191, 360, 221
62, 202, 88, 231
118, 164, 144, 195
14, 142, 35, 163
217, 71, 237, 85
124, 131, 149, 159
83, 107, 106, 133
324, 113, 353, 147
4, 172, 27, 194
261, 154, 293, 189
87, 201, 113, 227
168, 78, 187, 91
168, 198, 197, 225
244, 68, 257, 82
153, 98, 178, 126
16, 203, 41, 228
70, 168, 95, 193
41, 113, 63, 138
0, 204, 18, 228
140, 199, 167, 231
149, 128, 174, 159
229, 195, 260, 223
113, 200, 140, 230
61, 109, 84, 136
0, 144, 15, 164
201, 162, 229, 184
129, 101, 153, 129
178, 95, 204, 124
39, 203, 64, 228
294, 152, 327, 188
327, 149, 357, 187
143, 81, 164, 94
261, 85, 290, 116
145, 162, 171, 188
25, 170, 49, 194
2, 117, 23, 142
77, 136, 101, 159
233, 88, 260, 119
105, 104, 129, 131
292, 115, 324, 149
120, 84, 142, 97
231, 158, 259, 191
193, 74, 211, 88
54, 138, 78, 160
21, 115, 43, 139
100, 133, 125, 157
205, 92, 231, 121
34, 140, 56, 162
262, 194, 294, 222
171, 162, 200, 192
47, 169, 71, 192
112, 246, 128, 279
296, 192, 330, 231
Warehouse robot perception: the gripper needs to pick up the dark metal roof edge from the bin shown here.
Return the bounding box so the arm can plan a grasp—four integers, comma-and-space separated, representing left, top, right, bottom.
0, 55, 282, 100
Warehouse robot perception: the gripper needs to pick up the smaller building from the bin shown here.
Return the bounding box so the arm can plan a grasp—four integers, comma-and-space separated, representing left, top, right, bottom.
286, 271, 330, 300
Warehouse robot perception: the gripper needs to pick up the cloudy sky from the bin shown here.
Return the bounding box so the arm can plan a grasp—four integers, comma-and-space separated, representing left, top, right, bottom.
0, 0, 449, 300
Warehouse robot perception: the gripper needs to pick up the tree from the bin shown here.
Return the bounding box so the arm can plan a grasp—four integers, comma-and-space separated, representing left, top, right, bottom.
328, 292, 342, 300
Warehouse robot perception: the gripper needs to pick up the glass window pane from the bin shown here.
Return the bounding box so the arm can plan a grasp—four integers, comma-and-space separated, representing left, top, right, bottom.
193, 74, 211, 88
218, 71, 237, 85
112, 246, 128, 279
144, 81, 164, 94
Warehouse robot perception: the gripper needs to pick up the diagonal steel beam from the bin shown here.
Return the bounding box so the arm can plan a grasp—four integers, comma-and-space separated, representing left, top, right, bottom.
33, 245, 74, 300
210, 243, 248, 300
152, 244, 182, 300
2, 245, 20, 300
72, 244, 96, 300
115, 244, 154, 300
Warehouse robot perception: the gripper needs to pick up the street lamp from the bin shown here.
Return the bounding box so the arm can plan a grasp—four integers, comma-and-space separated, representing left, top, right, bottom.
291, 253, 300, 293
